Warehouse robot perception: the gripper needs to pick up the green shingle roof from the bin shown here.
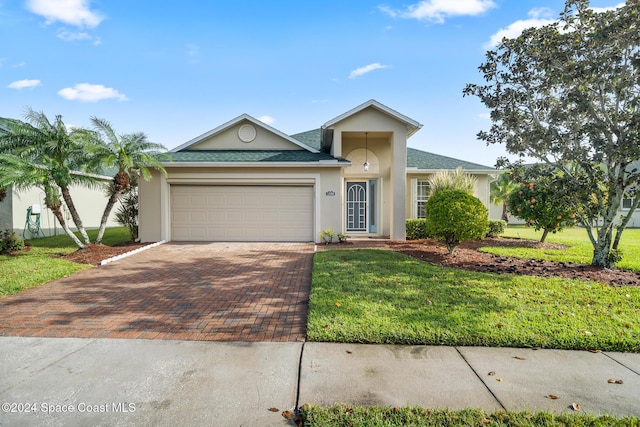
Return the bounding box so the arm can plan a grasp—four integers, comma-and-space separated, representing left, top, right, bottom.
166, 150, 342, 163
290, 129, 322, 151
407, 147, 495, 171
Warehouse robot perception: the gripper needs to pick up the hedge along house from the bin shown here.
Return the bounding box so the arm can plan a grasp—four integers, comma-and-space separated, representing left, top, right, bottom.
139, 100, 496, 243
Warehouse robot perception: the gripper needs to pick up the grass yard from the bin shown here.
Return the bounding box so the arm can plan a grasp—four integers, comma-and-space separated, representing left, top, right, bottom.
482, 226, 640, 271
300, 405, 639, 427
0, 227, 131, 297
308, 249, 640, 351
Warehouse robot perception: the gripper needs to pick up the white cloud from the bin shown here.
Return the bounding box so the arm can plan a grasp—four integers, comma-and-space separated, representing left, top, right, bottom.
591, 3, 625, 13
349, 63, 389, 79
56, 29, 92, 41
484, 4, 625, 50
7, 79, 41, 89
11, 61, 26, 68
58, 83, 128, 102
485, 8, 556, 49
380, 0, 496, 23
258, 115, 275, 125
27, 0, 103, 28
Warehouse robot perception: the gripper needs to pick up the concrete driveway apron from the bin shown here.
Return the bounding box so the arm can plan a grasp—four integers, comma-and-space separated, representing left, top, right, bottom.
0, 242, 313, 342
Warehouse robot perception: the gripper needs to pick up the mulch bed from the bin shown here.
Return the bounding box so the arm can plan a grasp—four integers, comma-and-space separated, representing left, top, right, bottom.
62, 242, 147, 265
387, 238, 640, 287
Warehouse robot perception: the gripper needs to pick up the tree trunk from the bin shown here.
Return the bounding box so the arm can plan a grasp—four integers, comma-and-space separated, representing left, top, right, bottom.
540, 228, 550, 243
50, 205, 85, 249
592, 229, 614, 268
501, 202, 509, 222
60, 185, 90, 245
95, 190, 121, 244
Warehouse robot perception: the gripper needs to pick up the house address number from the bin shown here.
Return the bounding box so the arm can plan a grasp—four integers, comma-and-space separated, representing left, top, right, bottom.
325, 191, 335, 196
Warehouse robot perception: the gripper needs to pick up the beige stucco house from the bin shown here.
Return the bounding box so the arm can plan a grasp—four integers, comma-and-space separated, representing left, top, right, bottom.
0, 182, 121, 238
139, 100, 496, 243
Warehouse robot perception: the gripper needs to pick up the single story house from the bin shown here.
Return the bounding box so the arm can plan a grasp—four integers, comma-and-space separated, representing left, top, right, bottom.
139, 100, 497, 243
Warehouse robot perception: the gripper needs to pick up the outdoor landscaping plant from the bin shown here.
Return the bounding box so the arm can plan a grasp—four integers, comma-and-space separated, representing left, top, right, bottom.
424, 189, 489, 254
508, 177, 576, 243
465, 0, 640, 268
486, 220, 506, 238
0, 229, 24, 254
308, 249, 640, 351
406, 218, 429, 240
300, 405, 639, 427
0, 110, 167, 249
319, 227, 336, 244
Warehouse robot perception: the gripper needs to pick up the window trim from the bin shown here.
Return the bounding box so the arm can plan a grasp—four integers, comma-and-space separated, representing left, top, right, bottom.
413, 178, 430, 218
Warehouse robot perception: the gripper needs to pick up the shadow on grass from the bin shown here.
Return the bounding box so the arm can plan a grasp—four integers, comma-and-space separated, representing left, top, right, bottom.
307, 249, 640, 351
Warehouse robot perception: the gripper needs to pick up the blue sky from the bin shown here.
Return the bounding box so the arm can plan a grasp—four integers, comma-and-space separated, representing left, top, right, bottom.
0, 0, 624, 167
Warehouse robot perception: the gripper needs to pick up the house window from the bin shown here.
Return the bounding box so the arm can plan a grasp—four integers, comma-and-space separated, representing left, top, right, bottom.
622, 198, 634, 210
416, 179, 430, 218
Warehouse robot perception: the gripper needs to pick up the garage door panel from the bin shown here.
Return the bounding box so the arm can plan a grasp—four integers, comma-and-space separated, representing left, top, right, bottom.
171, 185, 313, 242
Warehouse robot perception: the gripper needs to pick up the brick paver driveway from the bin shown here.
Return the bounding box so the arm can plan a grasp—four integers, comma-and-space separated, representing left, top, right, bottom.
0, 242, 313, 342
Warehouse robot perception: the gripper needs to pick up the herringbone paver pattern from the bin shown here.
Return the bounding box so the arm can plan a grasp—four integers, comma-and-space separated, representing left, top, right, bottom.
0, 242, 313, 342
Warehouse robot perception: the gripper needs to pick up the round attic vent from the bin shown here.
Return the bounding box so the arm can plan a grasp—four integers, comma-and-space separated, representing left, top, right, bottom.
238, 124, 256, 143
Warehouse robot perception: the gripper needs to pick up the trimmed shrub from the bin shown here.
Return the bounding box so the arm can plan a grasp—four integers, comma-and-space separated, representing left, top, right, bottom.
1, 229, 24, 254
486, 220, 507, 238
424, 190, 489, 255
406, 219, 429, 240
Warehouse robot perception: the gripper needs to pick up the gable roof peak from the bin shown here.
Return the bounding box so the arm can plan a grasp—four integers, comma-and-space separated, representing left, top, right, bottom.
323, 99, 422, 137
170, 113, 319, 153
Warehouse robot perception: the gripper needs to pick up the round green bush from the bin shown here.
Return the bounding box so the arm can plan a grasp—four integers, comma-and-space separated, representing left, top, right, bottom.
424, 190, 489, 254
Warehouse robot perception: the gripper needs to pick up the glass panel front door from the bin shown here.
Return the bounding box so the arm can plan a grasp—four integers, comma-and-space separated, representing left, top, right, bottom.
346, 182, 367, 232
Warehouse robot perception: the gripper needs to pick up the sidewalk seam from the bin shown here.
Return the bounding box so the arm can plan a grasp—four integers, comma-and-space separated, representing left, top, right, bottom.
455, 347, 506, 411
294, 341, 306, 415
603, 352, 640, 376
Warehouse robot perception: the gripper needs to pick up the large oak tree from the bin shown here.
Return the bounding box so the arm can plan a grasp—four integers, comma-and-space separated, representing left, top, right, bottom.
464, 0, 640, 268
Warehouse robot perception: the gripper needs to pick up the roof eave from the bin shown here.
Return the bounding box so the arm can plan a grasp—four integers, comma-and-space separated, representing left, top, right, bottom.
162, 161, 351, 168
407, 167, 497, 174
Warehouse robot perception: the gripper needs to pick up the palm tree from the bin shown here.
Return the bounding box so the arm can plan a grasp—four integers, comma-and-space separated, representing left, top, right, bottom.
490, 172, 518, 222
0, 154, 86, 248
0, 109, 99, 247
88, 117, 168, 244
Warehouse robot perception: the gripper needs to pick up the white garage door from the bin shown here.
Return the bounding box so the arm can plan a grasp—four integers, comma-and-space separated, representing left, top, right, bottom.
171, 185, 314, 242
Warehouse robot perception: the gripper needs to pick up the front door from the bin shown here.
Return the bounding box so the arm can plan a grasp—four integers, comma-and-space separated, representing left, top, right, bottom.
346, 180, 378, 233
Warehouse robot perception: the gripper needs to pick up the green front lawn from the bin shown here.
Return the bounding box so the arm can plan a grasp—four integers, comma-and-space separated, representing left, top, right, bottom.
482, 226, 640, 271
0, 227, 131, 297
300, 405, 639, 427
308, 250, 640, 351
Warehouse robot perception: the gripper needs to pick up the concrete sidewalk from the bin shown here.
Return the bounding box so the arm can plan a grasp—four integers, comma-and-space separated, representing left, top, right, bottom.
1, 338, 639, 426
